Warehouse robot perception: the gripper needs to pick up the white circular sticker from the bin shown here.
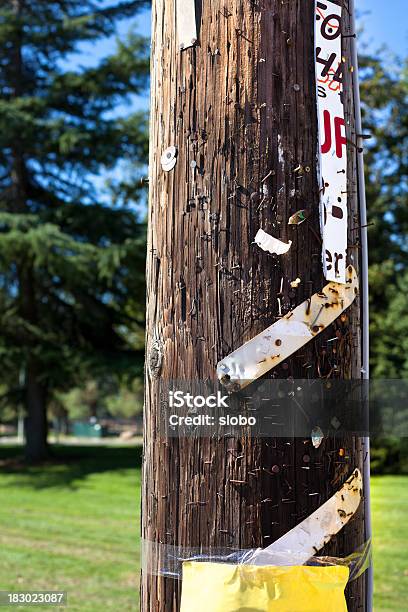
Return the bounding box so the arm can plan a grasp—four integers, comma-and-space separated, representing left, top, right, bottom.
161, 146, 178, 171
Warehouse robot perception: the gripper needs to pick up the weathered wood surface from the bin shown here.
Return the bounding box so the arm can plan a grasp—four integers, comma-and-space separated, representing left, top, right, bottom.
142, 1, 367, 610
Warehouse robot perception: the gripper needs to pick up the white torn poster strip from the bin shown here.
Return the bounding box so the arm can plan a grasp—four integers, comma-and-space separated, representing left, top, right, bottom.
315, 0, 347, 283
254, 229, 292, 255
217, 266, 358, 390
176, 0, 197, 50
247, 469, 363, 566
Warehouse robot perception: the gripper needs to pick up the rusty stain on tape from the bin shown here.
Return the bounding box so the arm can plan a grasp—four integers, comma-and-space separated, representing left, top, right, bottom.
217, 266, 358, 390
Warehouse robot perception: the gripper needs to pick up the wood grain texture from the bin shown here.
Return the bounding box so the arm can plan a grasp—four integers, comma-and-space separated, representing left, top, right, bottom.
142, 1, 367, 610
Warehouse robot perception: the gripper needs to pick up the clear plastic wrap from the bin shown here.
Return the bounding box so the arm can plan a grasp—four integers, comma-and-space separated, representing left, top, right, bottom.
141, 537, 371, 582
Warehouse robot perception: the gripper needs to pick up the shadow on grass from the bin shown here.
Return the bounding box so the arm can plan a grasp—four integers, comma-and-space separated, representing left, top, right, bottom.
0, 444, 142, 490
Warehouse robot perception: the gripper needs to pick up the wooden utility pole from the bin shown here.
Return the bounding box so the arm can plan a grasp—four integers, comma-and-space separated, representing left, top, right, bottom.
142, 1, 369, 610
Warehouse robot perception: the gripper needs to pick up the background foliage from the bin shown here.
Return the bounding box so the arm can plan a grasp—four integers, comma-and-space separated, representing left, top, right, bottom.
360, 50, 408, 473
0, 1, 149, 459
0, 2, 406, 468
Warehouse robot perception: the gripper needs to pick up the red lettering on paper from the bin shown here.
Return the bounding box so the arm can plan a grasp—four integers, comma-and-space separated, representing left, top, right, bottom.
334, 117, 346, 158
321, 110, 332, 154
321, 112, 347, 159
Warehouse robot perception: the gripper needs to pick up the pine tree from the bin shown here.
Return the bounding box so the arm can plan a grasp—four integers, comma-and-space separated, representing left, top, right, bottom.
359, 50, 408, 472
359, 52, 407, 377
0, 0, 150, 461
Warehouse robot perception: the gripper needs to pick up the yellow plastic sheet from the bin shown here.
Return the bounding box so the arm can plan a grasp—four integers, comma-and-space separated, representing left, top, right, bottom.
180, 562, 349, 612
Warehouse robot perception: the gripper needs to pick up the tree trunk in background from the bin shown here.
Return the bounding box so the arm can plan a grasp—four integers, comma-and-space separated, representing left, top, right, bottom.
142, 1, 368, 610
10, 0, 49, 464
19, 264, 49, 463
25, 361, 48, 463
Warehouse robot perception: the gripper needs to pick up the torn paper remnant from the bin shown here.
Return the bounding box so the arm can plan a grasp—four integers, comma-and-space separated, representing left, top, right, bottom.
254, 229, 292, 255
176, 0, 197, 50
315, 0, 347, 283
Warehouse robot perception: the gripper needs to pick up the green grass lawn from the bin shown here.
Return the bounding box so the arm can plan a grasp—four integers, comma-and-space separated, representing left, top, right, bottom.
0, 445, 142, 611
0, 446, 406, 610
371, 476, 408, 611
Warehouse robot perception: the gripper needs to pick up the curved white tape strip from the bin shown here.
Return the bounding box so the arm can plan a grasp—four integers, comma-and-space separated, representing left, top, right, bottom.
248, 468, 363, 566
217, 266, 358, 390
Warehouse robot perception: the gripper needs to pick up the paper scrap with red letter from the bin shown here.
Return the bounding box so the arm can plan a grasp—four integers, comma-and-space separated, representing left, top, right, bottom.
315, 0, 347, 283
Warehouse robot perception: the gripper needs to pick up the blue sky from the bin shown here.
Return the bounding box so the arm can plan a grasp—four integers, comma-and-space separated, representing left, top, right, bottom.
67, 1, 407, 112
65, 1, 406, 203
127, 1, 408, 61
357, 0, 407, 56
131, 1, 408, 58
